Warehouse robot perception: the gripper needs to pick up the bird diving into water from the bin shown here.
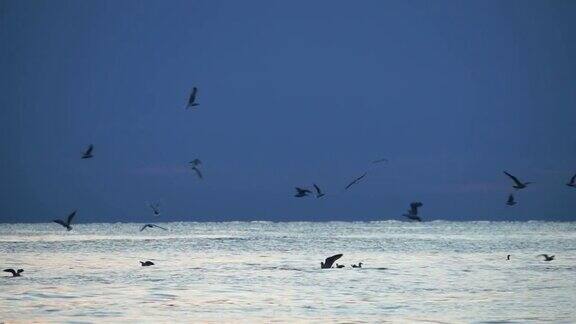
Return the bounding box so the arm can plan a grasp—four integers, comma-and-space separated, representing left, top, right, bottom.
503, 171, 533, 189
140, 261, 154, 267
81, 144, 93, 159
53, 210, 77, 231
403, 202, 423, 222
313, 184, 325, 198
506, 194, 517, 206
538, 254, 555, 261
351, 262, 363, 268
345, 172, 367, 190
186, 87, 199, 109
321, 254, 343, 269
294, 187, 311, 198
566, 174, 576, 188
3, 269, 24, 277
140, 224, 168, 232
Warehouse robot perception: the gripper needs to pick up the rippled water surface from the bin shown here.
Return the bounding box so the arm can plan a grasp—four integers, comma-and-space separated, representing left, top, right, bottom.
1, 221, 575, 323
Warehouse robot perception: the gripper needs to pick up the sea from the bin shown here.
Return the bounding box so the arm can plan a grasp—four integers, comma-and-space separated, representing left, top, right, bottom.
1, 221, 575, 323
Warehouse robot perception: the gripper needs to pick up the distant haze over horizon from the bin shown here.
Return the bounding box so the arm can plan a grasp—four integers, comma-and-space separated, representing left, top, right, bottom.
1, 1, 575, 223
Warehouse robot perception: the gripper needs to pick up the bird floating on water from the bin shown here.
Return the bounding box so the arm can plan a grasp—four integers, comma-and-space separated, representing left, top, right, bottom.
345, 172, 367, 190
3, 269, 24, 277
321, 254, 343, 269
53, 210, 77, 231
403, 202, 423, 222
140, 224, 168, 232
503, 171, 532, 189
140, 261, 154, 266
351, 262, 363, 268
566, 174, 576, 188
506, 194, 517, 206
186, 87, 199, 109
313, 184, 325, 198
81, 144, 93, 159
538, 254, 555, 261
506, 255, 511, 260
294, 187, 311, 198
335, 263, 345, 268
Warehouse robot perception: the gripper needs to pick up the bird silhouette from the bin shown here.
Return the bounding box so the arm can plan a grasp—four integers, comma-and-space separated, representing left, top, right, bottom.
53, 210, 77, 231
506, 194, 517, 206
3, 269, 24, 277
345, 172, 367, 190
351, 262, 363, 268
140, 224, 168, 232
538, 254, 555, 261
566, 174, 576, 187
313, 184, 325, 198
321, 254, 343, 269
81, 144, 94, 159
403, 202, 423, 222
140, 261, 154, 266
186, 87, 199, 109
503, 171, 532, 189
294, 187, 311, 198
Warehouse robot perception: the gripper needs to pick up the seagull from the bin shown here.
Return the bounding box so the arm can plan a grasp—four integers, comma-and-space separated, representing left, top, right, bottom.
81, 144, 94, 159
506, 255, 511, 260
566, 174, 576, 187
345, 172, 367, 190
321, 254, 343, 269
506, 194, 517, 206
372, 158, 388, 164
3, 269, 24, 277
335, 263, 345, 268
313, 184, 325, 198
190, 166, 203, 179
403, 202, 423, 222
53, 210, 77, 231
503, 171, 532, 189
186, 87, 199, 109
140, 261, 154, 267
294, 187, 311, 198
538, 254, 555, 261
351, 262, 363, 268
149, 203, 161, 216
140, 224, 168, 232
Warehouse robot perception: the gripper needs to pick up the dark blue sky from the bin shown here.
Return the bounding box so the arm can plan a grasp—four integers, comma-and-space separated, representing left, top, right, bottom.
1, 0, 575, 223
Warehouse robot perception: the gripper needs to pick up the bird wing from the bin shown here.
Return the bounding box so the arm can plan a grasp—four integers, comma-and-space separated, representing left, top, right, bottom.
66, 210, 77, 225
571, 174, 576, 184
3, 269, 16, 275
53, 219, 67, 227
140, 225, 149, 232
295, 187, 310, 194
537, 254, 549, 258
324, 254, 343, 268
507, 194, 514, 203
313, 184, 322, 195
503, 171, 522, 186
152, 225, 168, 230
189, 87, 197, 103
192, 167, 203, 179
345, 172, 367, 190
86, 144, 93, 155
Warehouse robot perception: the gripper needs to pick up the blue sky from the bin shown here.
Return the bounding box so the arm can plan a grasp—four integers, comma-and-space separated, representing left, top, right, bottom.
1, 0, 575, 222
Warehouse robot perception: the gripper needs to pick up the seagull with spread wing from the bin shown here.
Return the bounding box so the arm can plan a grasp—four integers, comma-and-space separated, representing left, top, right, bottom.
3, 269, 24, 277
53, 210, 77, 231
321, 254, 343, 269
140, 224, 168, 232
503, 171, 532, 189
81, 144, 94, 159
345, 172, 367, 190
294, 187, 311, 197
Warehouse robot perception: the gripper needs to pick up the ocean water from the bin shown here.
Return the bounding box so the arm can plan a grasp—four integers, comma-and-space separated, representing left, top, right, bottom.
1, 221, 575, 323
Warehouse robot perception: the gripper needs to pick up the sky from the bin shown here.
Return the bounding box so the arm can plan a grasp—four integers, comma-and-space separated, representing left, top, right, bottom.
1, 0, 575, 223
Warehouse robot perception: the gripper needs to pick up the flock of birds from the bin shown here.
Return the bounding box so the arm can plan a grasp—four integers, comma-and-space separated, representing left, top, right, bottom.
4, 87, 571, 276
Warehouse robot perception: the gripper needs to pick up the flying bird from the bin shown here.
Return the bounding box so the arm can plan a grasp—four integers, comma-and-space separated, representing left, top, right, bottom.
81, 144, 94, 159
313, 184, 325, 198
345, 172, 367, 190
53, 210, 77, 231
372, 158, 388, 164
321, 254, 343, 269
149, 203, 161, 216
566, 174, 576, 187
140, 261, 154, 267
186, 87, 199, 109
3, 269, 24, 277
190, 166, 203, 179
538, 254, 555, 261
403, 202, 423, 222
294, 187, 311, 198
351, 262, 363, 268
506, 194, 517, 206
140, 224, 168, 232
503, 171, 532, 189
